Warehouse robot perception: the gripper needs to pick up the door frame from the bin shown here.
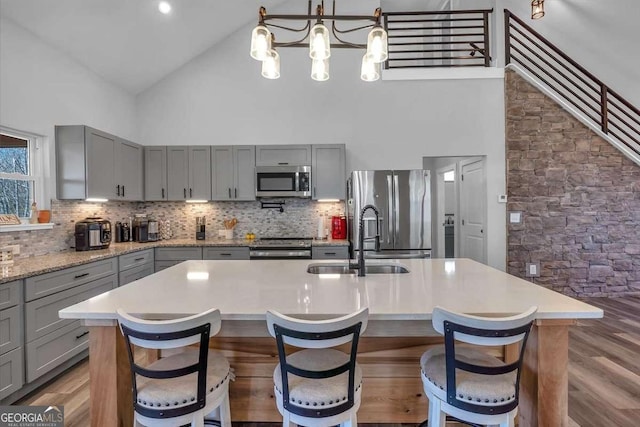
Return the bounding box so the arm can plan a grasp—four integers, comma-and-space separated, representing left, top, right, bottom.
435, 164, 456, 258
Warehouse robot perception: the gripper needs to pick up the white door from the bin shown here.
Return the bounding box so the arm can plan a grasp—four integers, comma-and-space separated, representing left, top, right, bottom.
459, 158, 486, 264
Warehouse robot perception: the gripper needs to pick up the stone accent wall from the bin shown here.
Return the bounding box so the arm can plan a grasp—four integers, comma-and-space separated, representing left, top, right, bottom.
506, 70, 640, 297
0, 199, 344, 258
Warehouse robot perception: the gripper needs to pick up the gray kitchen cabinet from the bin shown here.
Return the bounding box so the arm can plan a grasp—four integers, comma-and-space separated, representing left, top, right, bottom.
23, 259, 117, 383
145, 146, 168, 201
0, 280, 23, 401
203, 247, 250, 260
312, 246, 349, 260
56, 125, 143, 201
116, 138, 144, 201
312, 144, 346, 200
0, 348, 23, 400
211, 145, 256, 201
167, 146, 211, 201
256, 145, 312, 166
155, 247, 203, 271
119, 249, 155, 286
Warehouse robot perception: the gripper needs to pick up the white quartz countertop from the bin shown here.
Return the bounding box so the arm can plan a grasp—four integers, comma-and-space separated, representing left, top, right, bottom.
59, 258, 603, 321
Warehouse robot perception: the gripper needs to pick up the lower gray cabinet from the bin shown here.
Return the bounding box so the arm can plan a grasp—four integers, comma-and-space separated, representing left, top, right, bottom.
312, 246, 350, 259
26, 321, 89, 383
23, 259, 117, 383
203, 247, 249, 260
0, 347, 23, 400
119, 249, 155, 286
0, 305, 22, 355
155, 247, 203, 271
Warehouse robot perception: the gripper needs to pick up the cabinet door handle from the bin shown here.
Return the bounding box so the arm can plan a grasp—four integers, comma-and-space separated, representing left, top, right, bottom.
184, 188, 187, 198
75, 331, 90, 340
278, 162, 289, 165
116, 184, 121, 196
190, 188, 193, 198
235, 188, 237, 198
74, 272, 90, 279
161, 188, 165, 198
228, 188, 231, 198
325, 252, 336, 256
313, 187, 316, 197
134, 257, 145, 261
122, 185, 125, 197
220, 253, 232, 256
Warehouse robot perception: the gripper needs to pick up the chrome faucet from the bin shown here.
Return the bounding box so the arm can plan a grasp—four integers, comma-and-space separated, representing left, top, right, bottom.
355, 204, 380, 277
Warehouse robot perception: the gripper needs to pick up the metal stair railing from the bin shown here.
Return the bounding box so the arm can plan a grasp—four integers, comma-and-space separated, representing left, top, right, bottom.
382, 9, 493, 70
505, 9, 640, 160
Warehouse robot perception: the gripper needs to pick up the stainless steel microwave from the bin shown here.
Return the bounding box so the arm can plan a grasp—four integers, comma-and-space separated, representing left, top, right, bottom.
255, 165, 311, 198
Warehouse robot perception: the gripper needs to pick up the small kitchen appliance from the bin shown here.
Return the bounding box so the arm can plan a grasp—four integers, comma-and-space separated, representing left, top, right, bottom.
148, 219, 159, 241
331, 215, 347, 239
132, 215, 149, 242
75, 217, 112, 251
196, 217, 206, 240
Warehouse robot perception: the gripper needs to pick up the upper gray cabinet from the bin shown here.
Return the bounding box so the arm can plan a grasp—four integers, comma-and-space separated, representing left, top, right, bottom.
166, 146, 211, 201
116, 138, 143, 201
255, 145, 311, 166
56, 126, 143, 201
312, 144, 346, 200
211, 146, 256, 201
144, 146, 167, 201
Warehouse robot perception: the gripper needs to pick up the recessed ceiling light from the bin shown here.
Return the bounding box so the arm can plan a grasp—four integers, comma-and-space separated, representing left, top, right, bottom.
158, 1, 172, 14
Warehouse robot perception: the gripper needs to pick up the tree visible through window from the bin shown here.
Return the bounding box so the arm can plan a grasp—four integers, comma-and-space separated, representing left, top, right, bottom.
0, 133, 33, 218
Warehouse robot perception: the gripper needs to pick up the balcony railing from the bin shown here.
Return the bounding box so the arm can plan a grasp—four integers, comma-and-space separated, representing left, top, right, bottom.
505, 9, 640, 158
382, 9, 493, 70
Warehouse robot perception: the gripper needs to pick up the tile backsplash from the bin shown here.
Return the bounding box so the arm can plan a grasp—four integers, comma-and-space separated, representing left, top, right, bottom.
0, 199, 345, 258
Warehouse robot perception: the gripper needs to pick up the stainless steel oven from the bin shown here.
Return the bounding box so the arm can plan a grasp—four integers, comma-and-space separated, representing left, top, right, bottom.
249, 237, 312, 259
255, 166, 311, 198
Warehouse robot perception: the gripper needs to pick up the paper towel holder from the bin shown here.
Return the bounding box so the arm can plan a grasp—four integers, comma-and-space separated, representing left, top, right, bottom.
261, 201, 285, 213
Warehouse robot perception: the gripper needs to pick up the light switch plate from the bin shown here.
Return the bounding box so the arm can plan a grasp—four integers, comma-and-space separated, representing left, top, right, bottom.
526, 262, 540, 277
509, 211, 522, 224
498, 194, 507, 203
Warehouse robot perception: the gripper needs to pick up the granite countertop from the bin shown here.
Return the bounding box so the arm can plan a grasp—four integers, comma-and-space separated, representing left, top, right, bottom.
59, 258, 603, 322
0, 238, 351, 284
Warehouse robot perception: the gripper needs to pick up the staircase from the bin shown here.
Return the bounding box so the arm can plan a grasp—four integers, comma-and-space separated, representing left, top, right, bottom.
504, 9, 640, 166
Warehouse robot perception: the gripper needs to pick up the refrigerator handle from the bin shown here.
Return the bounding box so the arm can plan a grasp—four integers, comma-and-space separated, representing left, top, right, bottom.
394, 174, 400, 246
387, 174, 393, 245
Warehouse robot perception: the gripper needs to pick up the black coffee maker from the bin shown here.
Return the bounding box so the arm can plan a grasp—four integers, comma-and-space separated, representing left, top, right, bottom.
75, 218, 111, 251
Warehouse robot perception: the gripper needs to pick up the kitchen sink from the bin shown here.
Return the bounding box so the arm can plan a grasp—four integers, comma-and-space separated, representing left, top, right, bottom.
306, 263, 409, 275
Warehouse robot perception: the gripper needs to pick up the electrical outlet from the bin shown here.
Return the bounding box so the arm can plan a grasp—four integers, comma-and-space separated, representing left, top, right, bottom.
526, 262, 540, 277
6, 244, 20, 255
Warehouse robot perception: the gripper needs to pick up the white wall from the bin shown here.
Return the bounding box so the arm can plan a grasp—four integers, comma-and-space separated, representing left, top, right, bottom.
0, 17, 136, 203
137, 17, 507, 269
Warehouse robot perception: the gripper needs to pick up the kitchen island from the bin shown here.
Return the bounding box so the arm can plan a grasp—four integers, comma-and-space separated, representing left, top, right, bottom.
59, 258, 602, 427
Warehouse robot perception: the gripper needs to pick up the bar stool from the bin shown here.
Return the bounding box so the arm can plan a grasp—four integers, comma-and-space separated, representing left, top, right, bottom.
117, 308, 233, 427
266, 308, 369, 427
421, 306, 537, 427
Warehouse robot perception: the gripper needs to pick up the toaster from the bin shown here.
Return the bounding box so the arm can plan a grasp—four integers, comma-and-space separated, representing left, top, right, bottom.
75, 218, 112, 251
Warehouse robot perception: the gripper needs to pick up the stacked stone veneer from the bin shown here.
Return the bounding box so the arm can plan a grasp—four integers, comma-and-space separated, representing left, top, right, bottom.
506, 70, 640, 297
0, 199, 344, 258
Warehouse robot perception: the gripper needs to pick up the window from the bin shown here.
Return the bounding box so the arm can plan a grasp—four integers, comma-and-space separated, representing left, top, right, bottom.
0, 130, 39, 218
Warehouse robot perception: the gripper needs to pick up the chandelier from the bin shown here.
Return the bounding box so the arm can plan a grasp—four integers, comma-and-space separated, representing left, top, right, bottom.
250, 1, 388, 82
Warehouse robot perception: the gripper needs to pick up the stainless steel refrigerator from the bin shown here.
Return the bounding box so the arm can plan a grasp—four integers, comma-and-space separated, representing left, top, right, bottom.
347, 170, 431, 259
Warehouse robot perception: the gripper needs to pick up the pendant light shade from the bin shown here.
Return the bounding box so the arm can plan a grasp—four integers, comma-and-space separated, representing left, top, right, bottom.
311, 58, 330, 81
360, 55, 380, 82
250, 25, 272, 60
366, 26, 388, 63
309, 24, 331, 60
531, 0, 545, 19
261, 50, 280, 79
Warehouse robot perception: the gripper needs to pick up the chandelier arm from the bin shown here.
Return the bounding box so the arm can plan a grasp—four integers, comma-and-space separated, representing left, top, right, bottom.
265, 21, 311, 33
330, 26, 366, 49
332, 22, 375, 34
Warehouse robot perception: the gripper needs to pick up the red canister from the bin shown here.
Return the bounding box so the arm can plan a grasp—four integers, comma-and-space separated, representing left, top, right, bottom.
331, 216, 347, 239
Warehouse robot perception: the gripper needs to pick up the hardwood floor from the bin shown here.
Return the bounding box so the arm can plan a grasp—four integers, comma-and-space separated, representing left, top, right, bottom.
16, 297, 640, 426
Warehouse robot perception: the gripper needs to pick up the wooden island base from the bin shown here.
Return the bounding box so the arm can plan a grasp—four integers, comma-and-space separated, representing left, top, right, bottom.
89, 319, 573, 426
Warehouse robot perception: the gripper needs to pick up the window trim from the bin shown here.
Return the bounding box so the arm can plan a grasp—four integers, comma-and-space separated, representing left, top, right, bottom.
0, 126, 48, 219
